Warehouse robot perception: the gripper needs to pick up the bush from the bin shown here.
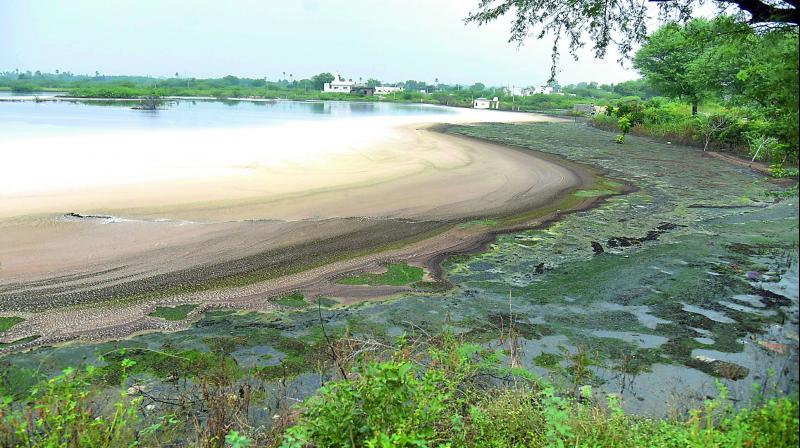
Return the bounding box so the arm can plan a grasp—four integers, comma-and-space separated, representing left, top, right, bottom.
281, 340, 800, 448
0, 362, 141, 447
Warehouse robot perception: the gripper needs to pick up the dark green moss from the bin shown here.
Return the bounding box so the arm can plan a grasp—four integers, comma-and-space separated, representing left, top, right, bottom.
276, 293, 307, 308
534, 352, 563, 369
0, 316, 24, 332
337, 263, 424, 286
149, 304, 198, 321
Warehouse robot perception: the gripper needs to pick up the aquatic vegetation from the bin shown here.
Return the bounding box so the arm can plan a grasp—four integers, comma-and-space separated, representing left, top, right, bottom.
0, 122, 795, 423
148, 304, 198, 321
0, 335, 40, 348
275, 293, 307, 308
0, 317, 23, 332
337, 262, 424, 286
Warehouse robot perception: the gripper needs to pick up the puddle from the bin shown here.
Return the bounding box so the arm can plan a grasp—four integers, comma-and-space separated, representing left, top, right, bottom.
681, 303, 736, 323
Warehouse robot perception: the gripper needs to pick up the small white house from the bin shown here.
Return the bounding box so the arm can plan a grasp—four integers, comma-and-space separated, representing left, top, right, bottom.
323, 73, 355, 93
374, 86, 404, 95
506, 86, 535, 96
473, 97, 499, 109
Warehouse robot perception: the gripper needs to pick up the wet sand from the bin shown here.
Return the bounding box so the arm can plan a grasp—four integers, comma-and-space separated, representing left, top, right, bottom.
0, 108, 598, 349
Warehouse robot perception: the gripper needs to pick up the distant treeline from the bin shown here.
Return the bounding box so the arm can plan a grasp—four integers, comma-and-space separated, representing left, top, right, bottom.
0, 70, 653, 111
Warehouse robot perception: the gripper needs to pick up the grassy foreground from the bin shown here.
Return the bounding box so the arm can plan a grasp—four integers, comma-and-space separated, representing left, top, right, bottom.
0, 333, 796, 447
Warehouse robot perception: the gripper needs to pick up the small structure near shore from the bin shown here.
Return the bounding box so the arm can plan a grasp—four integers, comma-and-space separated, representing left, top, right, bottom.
574, 103, 606, 116
323, 74, 355, 93
374, 86, 403, 95
473, 97, 499, 109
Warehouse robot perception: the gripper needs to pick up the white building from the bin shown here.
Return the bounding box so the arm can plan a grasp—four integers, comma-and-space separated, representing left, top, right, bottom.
506, 86, 534, 96
506, 84, 560, 96
323, 73, 355, 93
374, 86, 404, 95
473, 97, 500, 109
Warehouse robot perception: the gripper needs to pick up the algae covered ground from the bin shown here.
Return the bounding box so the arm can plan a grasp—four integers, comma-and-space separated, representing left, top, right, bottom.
0, 122, 796, 420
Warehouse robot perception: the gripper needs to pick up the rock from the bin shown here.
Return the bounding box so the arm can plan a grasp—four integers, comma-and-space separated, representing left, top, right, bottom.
591, 241, 604, 254
692, 356, 749, 380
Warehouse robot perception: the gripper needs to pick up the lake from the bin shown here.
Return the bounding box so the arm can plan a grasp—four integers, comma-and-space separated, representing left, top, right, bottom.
0, 98, 454, 140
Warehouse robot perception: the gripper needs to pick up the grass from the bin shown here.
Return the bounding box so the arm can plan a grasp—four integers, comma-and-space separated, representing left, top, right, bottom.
275, 293, 307, 308
336, 263, 424, 286
0, 317, 23, 332
148, 304, 198, 321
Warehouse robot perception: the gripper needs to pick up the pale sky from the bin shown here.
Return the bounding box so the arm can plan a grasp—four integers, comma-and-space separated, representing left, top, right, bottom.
1, 0, 641, 86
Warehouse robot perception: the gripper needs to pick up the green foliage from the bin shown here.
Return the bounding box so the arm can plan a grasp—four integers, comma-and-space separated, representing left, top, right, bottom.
0, 317, 24, 332
746, 135, 790, 164
282, 341, 800, 447
310, 72, 335, 90
148, 304, 198, 321
627, 16, 798, 161
0, 362, 142, 447
770, 164, 799, 179
617, 116, 632, 134
634, 20, 712, 113
225, 430, 252, 448
275, 292, 307, 308
337, 263, 424, 286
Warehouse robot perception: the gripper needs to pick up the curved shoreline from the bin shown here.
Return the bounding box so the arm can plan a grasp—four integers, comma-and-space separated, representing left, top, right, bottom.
0, 118, 623, 354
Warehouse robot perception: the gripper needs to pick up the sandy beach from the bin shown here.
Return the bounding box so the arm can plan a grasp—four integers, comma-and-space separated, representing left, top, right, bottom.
0, 104, 595, 348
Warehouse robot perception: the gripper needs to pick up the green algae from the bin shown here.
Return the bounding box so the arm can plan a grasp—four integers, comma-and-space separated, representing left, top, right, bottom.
315, 297, 339, 308
573, 189, 617, 197
534, 352, 563, 369
1, 122, 796, 418
0, 317, 24, 332
276, 293, 307, 308
337, 263, 424, 286
149, 304, 198, 321
0, 335, 40, 348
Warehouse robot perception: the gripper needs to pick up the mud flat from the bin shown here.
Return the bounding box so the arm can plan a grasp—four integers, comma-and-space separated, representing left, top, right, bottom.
0, 108, 604, 349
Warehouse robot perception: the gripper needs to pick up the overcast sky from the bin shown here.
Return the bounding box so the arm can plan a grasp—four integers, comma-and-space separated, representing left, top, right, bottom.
1, 0, 641, 86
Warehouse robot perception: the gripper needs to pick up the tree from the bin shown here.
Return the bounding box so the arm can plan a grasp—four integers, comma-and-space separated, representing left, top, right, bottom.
633, 19, 714, 114
222, 75, 240, 86
311, 72, 335, 90
366, 78, 381, 88
696, 114, 730, 151
466, 0, 798, 79
470, 82, 486, 91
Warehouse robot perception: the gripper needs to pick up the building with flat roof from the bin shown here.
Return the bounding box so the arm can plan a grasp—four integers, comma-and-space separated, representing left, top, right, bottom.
473, 97, 499, 109
323, 73, 355, 93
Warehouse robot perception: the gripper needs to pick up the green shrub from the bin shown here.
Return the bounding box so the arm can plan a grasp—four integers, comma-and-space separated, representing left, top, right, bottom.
0, 362, 142, 447
281, 341, 800, 448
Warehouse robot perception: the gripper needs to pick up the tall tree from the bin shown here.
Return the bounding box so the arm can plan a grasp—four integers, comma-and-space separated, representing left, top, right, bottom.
311, 72, 335, 90
633, 19, 715, 114
466, 0, 798, 78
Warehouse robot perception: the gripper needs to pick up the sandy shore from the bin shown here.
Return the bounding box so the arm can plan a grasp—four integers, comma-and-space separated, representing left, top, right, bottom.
0, 106, 598, 349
